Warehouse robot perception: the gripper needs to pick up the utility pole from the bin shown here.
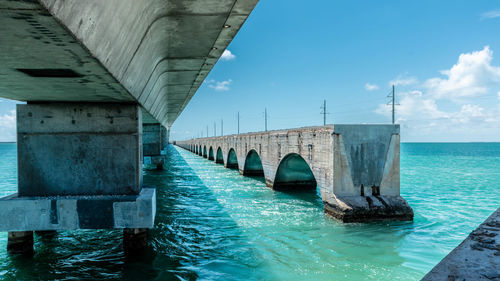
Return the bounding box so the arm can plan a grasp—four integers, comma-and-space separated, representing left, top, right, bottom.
221, 118, 223, 136
387, 85, 398, 124
264, 108, 268, 131
214, 122, 216, 137
237, 112, 240, 134
206, 125, 208, 137
320, 99, 329, 126
392, 85, 395, 124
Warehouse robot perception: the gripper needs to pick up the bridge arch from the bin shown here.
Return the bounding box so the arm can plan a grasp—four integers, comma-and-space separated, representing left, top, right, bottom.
208, 146, 214, 160
273, 153, 317, 191
216, 147, 224, 164
203, 146, 207, 158
198, 145, 202, 156
243, 149, 264, 177
226, 148, 238, 169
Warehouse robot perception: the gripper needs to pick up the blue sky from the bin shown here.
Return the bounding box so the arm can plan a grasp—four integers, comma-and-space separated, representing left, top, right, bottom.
2, 1, 500, 142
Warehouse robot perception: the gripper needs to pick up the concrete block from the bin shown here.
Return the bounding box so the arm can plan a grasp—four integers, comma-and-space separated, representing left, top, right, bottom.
324, 195, 414, 222
17, 103, 142, 196
0, 188, 156, 231
143, 124, 161, 156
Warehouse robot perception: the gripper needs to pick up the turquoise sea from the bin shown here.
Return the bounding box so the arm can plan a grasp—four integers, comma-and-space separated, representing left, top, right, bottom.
0, 142, 498, 280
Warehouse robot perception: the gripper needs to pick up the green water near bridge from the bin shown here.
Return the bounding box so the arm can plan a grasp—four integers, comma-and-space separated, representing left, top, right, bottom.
0, 143, 498, 280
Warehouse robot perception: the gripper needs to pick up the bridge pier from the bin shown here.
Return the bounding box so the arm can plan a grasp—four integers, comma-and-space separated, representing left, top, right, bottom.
143, 123, 166, 170
0, 103, 155, 255
177, 125, 413, 223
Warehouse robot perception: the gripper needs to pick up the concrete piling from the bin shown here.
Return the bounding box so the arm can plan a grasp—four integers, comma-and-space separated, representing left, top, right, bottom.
123, 228, 149, 254
7, 231, 33, 255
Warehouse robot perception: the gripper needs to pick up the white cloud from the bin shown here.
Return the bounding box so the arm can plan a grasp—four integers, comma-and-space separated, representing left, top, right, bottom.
0, 110, 16, 142
220, 49, 236, 61
424, 46, 500, 100
454, 104, 485, 124
374, 46, 500, 141
389, 75, 418, 87
376, 90, 448, 122
208, 79, 232, 91
365, 83, 379, 91
481, 10, 500, 20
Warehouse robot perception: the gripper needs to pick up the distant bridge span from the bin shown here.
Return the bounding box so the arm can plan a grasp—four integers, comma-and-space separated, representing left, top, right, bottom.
176, 124, 414, 222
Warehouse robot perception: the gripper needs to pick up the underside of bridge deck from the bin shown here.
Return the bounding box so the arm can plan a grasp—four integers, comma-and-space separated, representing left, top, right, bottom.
0, 0, 259, 254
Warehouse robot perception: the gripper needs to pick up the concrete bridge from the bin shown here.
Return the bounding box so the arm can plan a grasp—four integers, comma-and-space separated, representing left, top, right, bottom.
0, 0, 258, 255
176, 124, 414, 222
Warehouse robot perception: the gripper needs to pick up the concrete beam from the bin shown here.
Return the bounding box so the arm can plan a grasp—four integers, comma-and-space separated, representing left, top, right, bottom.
0, 0, 259, 127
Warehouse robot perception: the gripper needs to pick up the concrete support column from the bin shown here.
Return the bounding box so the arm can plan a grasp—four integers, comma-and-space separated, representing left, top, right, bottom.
160, 126, 168, 151
123, 228, 148, 254
17, 103, 142, 196
0, 103, 156, 254
7, 231, 33, 255
143, 123, 166, 170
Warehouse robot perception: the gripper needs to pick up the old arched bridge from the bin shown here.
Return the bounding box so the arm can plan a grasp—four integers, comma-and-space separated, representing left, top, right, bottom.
176, 124, 414, 222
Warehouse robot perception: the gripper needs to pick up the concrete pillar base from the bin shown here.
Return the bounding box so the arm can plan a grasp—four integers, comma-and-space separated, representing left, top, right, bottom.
143, 155, 166, 170
0, 188, 156, 232
123, 228, 148, 254
324, 195, 414, 223
7, 231, 33, 255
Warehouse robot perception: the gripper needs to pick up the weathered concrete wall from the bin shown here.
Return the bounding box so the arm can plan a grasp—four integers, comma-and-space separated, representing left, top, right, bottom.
142, 123, 167, 169
17, 103, 142, 196
176, 125, 413, 222
422, 207, 500, 281
143, 124, 161, 156
160, 126, 168, 151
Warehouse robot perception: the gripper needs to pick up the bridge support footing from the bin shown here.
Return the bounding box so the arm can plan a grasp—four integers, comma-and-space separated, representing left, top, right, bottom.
0, 103, 156, 254
7, 231, 33, 255
324, 196, 413, 223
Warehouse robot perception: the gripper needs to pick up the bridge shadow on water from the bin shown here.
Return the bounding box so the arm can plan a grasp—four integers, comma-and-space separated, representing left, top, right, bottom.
0, 144, 420, 281
0, 145, 267, 281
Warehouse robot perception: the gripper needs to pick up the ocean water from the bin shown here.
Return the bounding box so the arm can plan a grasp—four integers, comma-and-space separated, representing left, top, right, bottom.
0, 142, 498, 280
